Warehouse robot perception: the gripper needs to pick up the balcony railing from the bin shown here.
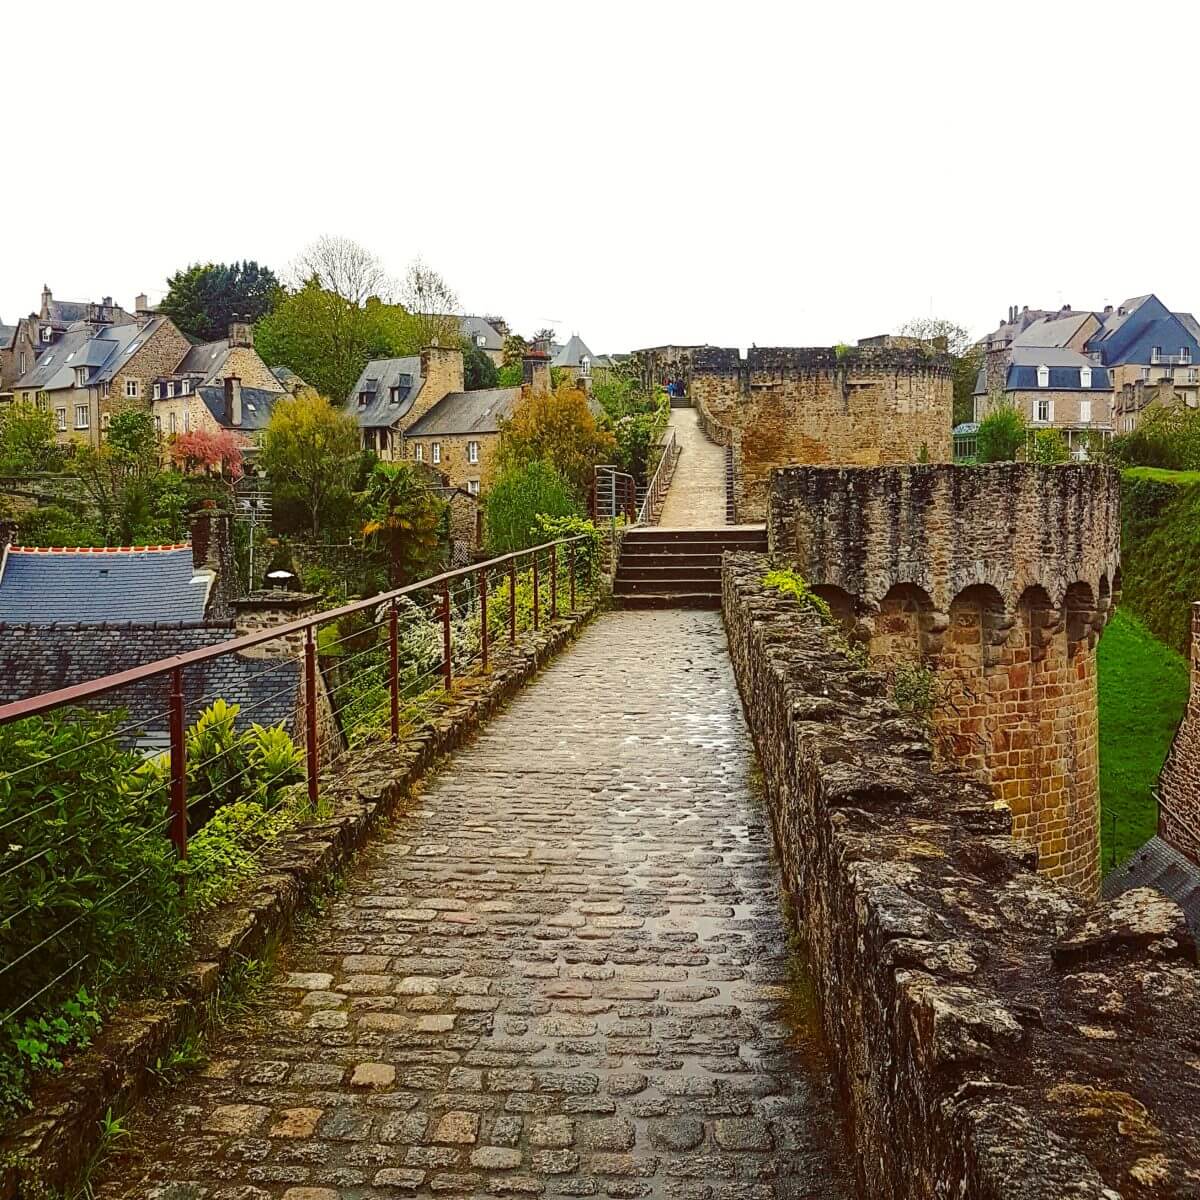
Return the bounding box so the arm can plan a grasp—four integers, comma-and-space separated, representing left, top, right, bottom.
1149, 349, 1192, 365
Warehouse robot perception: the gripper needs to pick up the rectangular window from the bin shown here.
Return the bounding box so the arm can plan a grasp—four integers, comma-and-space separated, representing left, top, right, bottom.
125, 379, 139, 398
1140, 366, 1151, 382
1080, 399, 1091, 423
55, 407, 66, 431
166, 381, 175, 398
467, 479, 480, 496
467, 440, 479, 464
1035, 398, 1052, 423
101, 382, 110, 398
36, 392, 48, 411
74, 404, 89, 429
414, 443, 424, 462
153, 382, 162, 399
101, 413, 110, 431
184, 410, 191, 432
169, 412, 177, 434
75, 367, 87, 387
1036, 364, 1049, 388
40, 326, 51, 343
154, 415, 161, 432
19, 353, 26, 374
432, 442, 441, 464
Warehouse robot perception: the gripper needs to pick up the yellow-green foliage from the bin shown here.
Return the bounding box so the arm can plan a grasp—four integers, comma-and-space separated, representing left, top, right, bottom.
762, 568, 832, 621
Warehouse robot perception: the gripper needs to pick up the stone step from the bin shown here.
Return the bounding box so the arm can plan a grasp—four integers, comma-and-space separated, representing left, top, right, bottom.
618, 552, 725, 569
624, 527, 765, 545
613, 575, 722, 595
614, 591, 720, 610
617, 564, 723, 583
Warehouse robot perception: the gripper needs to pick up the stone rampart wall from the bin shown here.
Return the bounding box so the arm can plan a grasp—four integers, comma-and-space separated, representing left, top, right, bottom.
768, 463, 1121, 894
1160, 601, 1200, 860
722, 552, 1199, 1200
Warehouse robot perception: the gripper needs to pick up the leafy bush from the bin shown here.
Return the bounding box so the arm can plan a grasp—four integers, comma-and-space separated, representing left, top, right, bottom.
1031, 428, 1069, 464
0, 710, 186, 1114
762, 568, 832, 621
485, 461, 579, 554
976, 402, 1026, 463
1107, 406, 1200, 471
533, 514, 603, 586
890, 662, 938, 722
15, 503, 101, 547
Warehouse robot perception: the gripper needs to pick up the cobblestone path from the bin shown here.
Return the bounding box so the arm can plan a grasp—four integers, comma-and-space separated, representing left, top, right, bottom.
100, 610, 852, 1199
658, 408, 728, 528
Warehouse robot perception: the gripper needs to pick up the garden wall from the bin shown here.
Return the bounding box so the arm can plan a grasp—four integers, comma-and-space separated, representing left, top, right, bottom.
722, 551, 1200, 1200
1160, 600, 1200, 862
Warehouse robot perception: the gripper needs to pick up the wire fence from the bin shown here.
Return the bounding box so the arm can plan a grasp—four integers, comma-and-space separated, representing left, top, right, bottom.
0, 533, 599, 1103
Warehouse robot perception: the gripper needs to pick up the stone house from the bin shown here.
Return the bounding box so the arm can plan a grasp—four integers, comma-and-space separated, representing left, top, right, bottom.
404, 387, 520, 497
550, 333, 613, 386
459, 315, 507, 366
344, 345, 466, 460
1111, 377, 1196, 433
972, 346, 1114, 458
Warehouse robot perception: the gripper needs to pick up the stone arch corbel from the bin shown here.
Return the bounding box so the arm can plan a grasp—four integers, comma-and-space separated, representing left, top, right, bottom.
1063, 581, 1098, 655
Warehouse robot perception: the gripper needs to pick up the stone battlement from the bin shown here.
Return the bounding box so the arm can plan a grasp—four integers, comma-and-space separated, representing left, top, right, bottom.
767, 463, 1122, 896
692, 344, 955, 377
722, 552, 1200, 1199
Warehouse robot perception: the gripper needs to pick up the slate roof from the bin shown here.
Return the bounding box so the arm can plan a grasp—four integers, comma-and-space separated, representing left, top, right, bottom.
0, 324, 16, 349
0, 545, 211, 624
198, 385, 285, 433
345, 356, 423, 429
405, 388, 519, 437
973, 347, 1112, 394
551, 334, 612, 370
178, 338, 231, 381
12, 320, 164, 393
1101, 835, 1200, 950
0, 622, 300, 736
1011, 313, 1092, 349
460, 315, 504, 351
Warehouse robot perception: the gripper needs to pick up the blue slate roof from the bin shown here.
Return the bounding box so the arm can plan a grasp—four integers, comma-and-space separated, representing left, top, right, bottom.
0, 545, 211, 624
0, 622, 300, 737
1085, 294, 1200, 367
1006, 364, 1111, 391
345, 356, 423, 429
198, 385, 286, 432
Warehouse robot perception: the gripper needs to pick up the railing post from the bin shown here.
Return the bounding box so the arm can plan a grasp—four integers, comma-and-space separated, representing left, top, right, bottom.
168, 666, 187, 859
304, 626, 319, 808
479, 568, 489, 672
532, 551, 540, 630
550, 544, 558, 620
441, 583, 453, 690
389, 598, 400, 743
509, 559, 517, 645
570, 542, 577, 610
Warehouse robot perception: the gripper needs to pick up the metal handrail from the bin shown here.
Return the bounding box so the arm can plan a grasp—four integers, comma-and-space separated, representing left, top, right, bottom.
0, 535, 592, 726
636, 427, 678, 525
592, 465, 637, 523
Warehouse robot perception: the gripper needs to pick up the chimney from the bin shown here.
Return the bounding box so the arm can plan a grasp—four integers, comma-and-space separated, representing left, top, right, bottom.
135, 293, 149, 313
522, 349, 551, 395
224, 374, 242, 426
190, 509, 234, 620
102, 296, 113, 308
41, 285, 51, 317
1104, 305, 1113, 316
228, 321, 253, 348
1061, 303, 1071, 312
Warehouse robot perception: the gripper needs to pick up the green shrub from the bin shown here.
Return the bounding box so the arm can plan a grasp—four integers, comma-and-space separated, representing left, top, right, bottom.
891, 662, 938, 721
1031, 428, 1069, 464
1107, 406, 1200, 471
16, 504, 101, 547
762, 568, 832, 621
484, 460, 579, 555
976, 402, 1026, 462
0, 710, 186, 1114
534, 513, 603, 585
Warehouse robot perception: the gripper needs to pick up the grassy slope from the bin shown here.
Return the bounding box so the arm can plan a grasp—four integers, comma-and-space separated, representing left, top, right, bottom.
1119, 469, 1200, 654
1098, 608, 1189, 870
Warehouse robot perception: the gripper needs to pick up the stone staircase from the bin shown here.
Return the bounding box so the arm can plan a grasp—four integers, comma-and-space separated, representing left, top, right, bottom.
613, 526, 768, 608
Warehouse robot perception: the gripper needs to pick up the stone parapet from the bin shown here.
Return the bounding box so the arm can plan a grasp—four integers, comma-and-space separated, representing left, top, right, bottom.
1160, 600, 1200, 860
721, 552, 1200, 1199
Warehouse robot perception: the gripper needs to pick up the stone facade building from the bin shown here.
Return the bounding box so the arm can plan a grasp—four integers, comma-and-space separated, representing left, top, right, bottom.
691, 346, 954, 521
767, 462, 1121, 896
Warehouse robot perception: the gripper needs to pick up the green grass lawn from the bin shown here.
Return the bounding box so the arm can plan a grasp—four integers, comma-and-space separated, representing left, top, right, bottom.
1122, 466, 1200, 485
1098, 607, 1190, 870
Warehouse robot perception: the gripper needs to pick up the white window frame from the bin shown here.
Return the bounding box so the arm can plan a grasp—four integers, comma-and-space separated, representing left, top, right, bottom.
1141, 366, 1151, 382
414, 443, 424, 462
168, 412, 177, 434
467, 440, 479, 464
74, 404, 90, 430
184, 410, 191, 433
125, 378, 139, 398
1035, 397, 1053, 423
19, 352, 26, 374
1079, 366, 1091, 389
1080, 399, 1091, 423
166, 381, 175, 398
55, 407, 67, 431
40, 326, 51, 343
467, 479, 480, 496
153, 382, 162, 400
432, 442, 441, 464
75, 367, 87, 388
1036, 364, 1049, 388
182, 378, 191, 394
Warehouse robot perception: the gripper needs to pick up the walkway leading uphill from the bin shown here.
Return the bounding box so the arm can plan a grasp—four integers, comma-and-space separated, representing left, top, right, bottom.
97, 610, 851, 1198
657, 406, 728, 528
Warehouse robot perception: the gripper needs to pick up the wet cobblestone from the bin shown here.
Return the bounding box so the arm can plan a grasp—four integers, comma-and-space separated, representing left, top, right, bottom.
98, 610, 852, 1199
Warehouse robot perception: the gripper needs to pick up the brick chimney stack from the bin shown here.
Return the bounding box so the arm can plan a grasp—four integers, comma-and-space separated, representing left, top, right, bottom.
224, 375, 243, 426
135, 293, 149, 313
522, 349, 551, 395
228, 319, 253, 348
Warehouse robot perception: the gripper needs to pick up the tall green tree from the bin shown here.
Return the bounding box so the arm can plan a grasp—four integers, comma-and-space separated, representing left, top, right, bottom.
464, 344, 499, 390
160, 261, 281, 342
259, 392, 362, 536
0, 402, 63, 473
976, 400, 1027, 463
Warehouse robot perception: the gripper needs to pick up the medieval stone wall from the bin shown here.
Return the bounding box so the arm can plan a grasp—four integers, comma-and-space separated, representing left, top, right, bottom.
722, 553, 1200, 1200
690, 346, 954, 520
1160, 601, 1200, 861
768, 463, 1121, 895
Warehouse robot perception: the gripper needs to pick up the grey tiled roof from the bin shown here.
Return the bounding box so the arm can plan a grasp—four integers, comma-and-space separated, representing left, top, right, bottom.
0, 622, 300, 736
460, 315, 504, 351
1011, 313, 1092, 349
1102, 834, 1200, 950
198, 385, 286, 432
178, 338, 231, 381
405, 388, 519, 436
0, 324, 16, 349
345, 356, 423, 428
0, 545, 211, 624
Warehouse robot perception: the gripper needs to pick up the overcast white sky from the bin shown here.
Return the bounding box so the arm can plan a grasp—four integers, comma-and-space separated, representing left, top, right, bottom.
4, 2, 1197, 355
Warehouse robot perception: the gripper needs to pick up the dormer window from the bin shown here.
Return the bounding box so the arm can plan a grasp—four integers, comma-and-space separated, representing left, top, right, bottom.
1079, 366, 1091, 389
389, 385, 401, 406
358, 392, 369, 407
165, 381, 174, 398
40, 326, 51, 343
153, 382, 162, 399
475, 334, 487, 347
75, 367, 87, 387
1036, 364, 1049, 388
1182, 347, 1193, 365
182, 379, 191, 394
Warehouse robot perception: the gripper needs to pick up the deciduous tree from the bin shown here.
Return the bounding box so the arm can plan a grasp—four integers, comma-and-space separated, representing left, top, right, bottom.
897, 316, 982, 426
259, 392, 361, 536
0, 402, 63, 473
400, 259, 461, 349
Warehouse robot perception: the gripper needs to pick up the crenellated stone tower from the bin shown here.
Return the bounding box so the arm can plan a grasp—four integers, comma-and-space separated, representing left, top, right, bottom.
768, 463, 1121, 896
